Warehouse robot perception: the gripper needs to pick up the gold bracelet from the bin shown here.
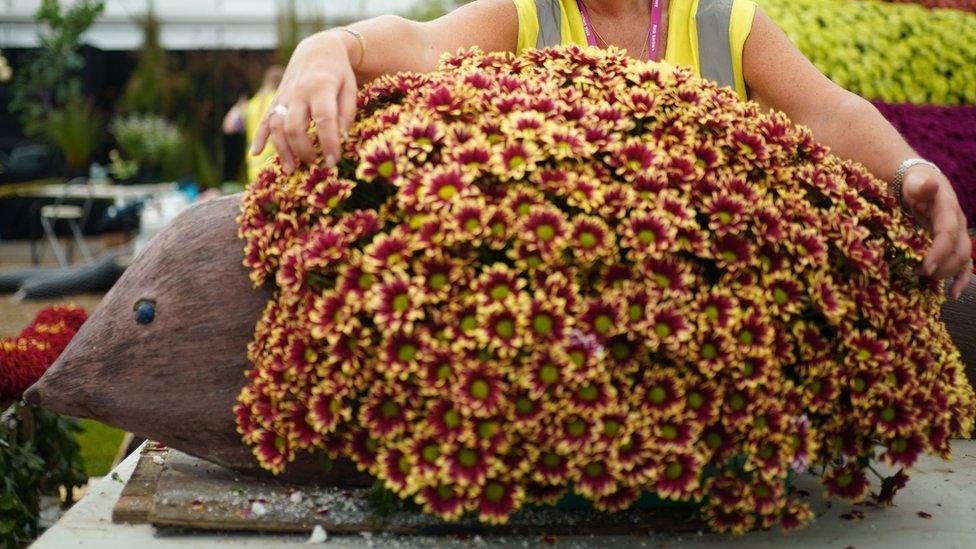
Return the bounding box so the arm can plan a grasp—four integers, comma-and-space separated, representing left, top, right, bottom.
337, 27, 366, 71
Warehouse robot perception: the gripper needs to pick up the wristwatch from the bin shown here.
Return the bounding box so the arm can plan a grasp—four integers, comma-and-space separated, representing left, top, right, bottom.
890, 157, 940, 215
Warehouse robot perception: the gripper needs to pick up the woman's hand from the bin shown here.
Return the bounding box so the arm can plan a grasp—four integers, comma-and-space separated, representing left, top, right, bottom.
251, 30, 359, 174
901, 165, 973, 299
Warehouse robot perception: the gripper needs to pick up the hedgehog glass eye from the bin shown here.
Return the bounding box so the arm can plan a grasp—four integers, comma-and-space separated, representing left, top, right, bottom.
135, 300, 156, 325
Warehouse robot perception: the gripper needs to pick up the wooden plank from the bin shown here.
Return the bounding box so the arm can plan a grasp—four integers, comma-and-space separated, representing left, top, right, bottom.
111, 441, 168, 524
147, 449, 705, 535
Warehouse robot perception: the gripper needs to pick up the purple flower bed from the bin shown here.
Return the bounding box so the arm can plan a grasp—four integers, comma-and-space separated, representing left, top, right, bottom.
874, 101, 976, 227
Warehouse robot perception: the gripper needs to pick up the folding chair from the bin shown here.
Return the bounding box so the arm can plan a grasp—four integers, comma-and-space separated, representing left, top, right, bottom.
36, 177, 95, 267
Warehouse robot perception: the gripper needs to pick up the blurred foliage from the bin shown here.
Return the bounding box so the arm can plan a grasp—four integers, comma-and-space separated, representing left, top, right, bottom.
9, 0, 105, 138
0, 405, 87, 548
74, 419, 124, 477
121, 4, 188, 118
404, 0, 474, 21
45, 96, 104, 173
110, 115, 186, 182
276, 0, 326, 66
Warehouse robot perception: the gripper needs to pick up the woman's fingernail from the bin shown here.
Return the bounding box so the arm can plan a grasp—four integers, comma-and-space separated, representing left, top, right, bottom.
326, 155, 337, 167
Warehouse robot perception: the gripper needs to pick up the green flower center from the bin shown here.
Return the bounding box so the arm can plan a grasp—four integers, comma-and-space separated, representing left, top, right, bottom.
543, 453, 562, 468
477, 420, 498, 439
365, 437, 379, 453
470, 379, 491, 400
539, 364, 559, 384
638, 228, 657, 245
491, 284, 510, 300
438, 184, 458, 200
578, 385, 599, 402
274, 436, 286, 453
509, 156, 525, 169
705, 431, 722, 449
661, 424, 678, 440
464, 218, 481, 232
654, 273, 671, 288
648, 386, 667, 404
458, 448, 478, 468
429, 273, 448, 290
739, 329, 754, 345
773, 287, 789, 305
536, 224, 556, 241
380, 400, 400, 419
881, 406, 896, 422
655, 322, 672, 338
378, 160, 395, 178
603, 419, 621, 437
754, 416, 768, 430
495, 318, 515, 339
856, 349, 871, 361
392, 294, 410, 313
628, 304, 644, 321
851, 377, 867, 393
835, 472, 853, 488
716, 211, 732, 225
701, 342, 718, 360
665, 462, 683, 480
687, 391, 704, 409
492, 222, 506, 236
704, 305, 719, 322
422, 444, 440, 463
397, 343, 417, 362
533, 314, 553, 335
304, 347, 318, 364
594, 314, 613, 334
611, 341, 630, 360
358, 273, 374, 290
436, 364, 452, 380
516, 397, 534, 414
892, 437, 908, 453
437, 484, 455, 499
327, 195, 341, 208
759, 444, 775, 459
730, 393, 746, 411
444, 409, 461, 429
460, 315, 477, 333
580, 231, 598, 249
584, 462, 605, 477
569, 350, 585, 367
721, 250, 738, 263
485, 482, 505, 503
567, 419, 586, 437
398, 456, 411, 474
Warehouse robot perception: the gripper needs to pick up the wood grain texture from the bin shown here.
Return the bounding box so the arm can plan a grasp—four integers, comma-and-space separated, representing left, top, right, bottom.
146, 447, 704, 535
23, 195, 976, 486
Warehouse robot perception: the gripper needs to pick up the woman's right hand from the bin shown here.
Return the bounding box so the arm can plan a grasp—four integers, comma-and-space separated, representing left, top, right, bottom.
251, 30, 359, 174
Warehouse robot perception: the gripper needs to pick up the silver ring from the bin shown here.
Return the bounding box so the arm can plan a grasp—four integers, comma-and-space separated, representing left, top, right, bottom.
271, 104, 289, 118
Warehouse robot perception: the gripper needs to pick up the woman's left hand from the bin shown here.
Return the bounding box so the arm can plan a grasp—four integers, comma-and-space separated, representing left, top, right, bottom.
901, 164, 973, 299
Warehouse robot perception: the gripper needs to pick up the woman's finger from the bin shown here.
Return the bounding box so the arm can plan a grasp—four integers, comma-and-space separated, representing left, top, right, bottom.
268, 110, 297, 174
251, 114, 272, 156
922, 199, 960, 278
950, 264, 974, 300
337, 71, 359, 140
285, 101, 315, 166
311, 82, 341, 167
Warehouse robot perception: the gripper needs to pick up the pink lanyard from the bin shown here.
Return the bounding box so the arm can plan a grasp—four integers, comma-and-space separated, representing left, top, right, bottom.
577, 0, 664, 61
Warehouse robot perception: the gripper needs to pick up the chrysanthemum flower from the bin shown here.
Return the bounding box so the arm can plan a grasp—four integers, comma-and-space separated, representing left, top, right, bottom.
822, 462, 870, 501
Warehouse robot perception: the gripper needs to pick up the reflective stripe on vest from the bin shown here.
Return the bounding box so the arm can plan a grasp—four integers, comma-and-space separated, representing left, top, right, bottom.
696, 0, 735, 91
535, 0, 563, 49
531, 1, 737, 91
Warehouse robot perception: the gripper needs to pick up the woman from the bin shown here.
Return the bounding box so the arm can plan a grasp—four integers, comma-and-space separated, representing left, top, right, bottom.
253, 0, 973, 297
223, 65, 284, 181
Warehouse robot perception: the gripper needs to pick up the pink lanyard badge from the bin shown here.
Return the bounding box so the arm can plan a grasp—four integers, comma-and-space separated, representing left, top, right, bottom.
577, 0, 664, 61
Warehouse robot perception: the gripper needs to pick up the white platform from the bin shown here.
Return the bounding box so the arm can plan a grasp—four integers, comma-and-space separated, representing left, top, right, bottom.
32, 441, 976, 548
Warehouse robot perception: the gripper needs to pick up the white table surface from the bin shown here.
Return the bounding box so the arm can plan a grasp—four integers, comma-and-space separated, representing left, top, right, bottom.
32, 441, 976, 548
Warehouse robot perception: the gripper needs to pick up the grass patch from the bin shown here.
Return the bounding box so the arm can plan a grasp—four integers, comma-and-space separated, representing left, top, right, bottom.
74, 419, 125, 477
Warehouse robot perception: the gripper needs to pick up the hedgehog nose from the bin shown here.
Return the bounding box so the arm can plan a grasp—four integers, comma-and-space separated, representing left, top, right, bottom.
23, 384, 42, 406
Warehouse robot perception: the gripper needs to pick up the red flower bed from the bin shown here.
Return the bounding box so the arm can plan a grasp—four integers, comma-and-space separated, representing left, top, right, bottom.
873, 101, 976, 227
0, 306, 88, 401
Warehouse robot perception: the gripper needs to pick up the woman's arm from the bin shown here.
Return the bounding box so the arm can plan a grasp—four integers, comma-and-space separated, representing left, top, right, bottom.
253, 0, 518, 173
743, 9, 972, 297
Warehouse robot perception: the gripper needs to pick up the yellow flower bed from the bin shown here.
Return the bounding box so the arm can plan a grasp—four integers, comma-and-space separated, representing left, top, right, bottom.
758, 0, 976, 105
